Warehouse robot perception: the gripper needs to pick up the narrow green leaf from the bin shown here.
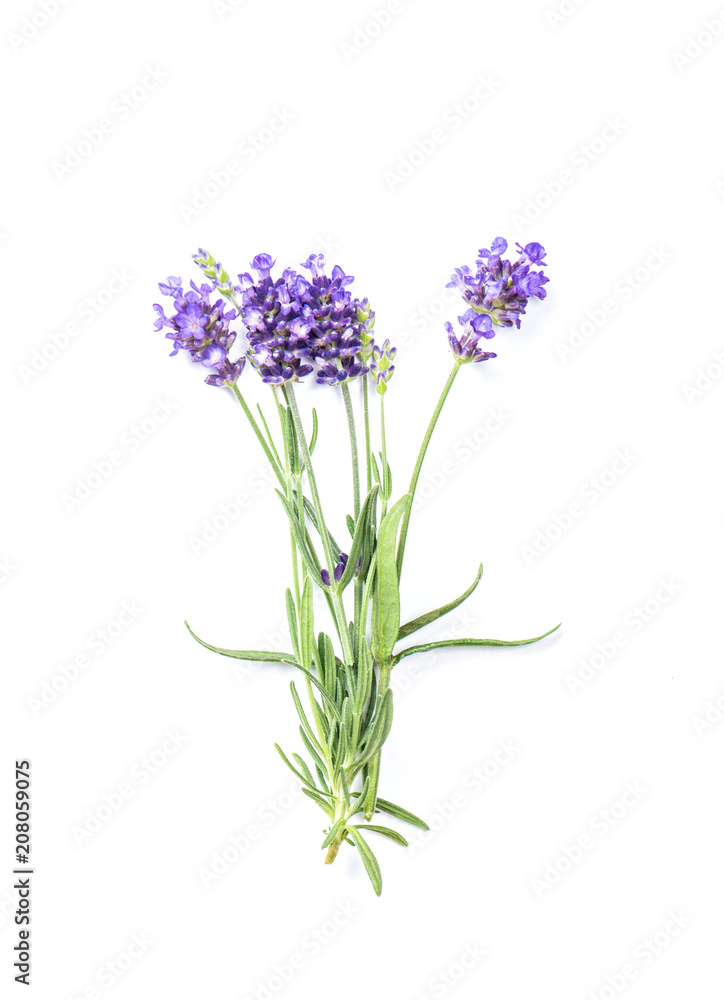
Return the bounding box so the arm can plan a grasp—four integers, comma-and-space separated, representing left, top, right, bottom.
346, 514, 355, 536
397, 563, 483, 640
293, 663, 341, 721
339, 767, 351, 809
292, 752, 315, 788
290, 682, 324, 754
286, 588, 300, 662
337, 485, 379, 592
301, 497, 343, 558
347, 827, 382, 896
308, 407, 319, 455
352, 824, 408, 847
285, 405, 299, 474
348, 776, 370, 817
185, 622, 295, 664
302, 786, 334, 817
274, 744, 318, 791
355, 690, 393, 770
371, 494, 411, 663
391, 623, 561, 666
275, 490, 323, 584
369, 796, 430, 831
333, 718, 348, 780
300, 577, 315, 671
321, 819, 345, 850
299, 726, 328, 776
370, 452, 381, 486
256, 403, 283, 471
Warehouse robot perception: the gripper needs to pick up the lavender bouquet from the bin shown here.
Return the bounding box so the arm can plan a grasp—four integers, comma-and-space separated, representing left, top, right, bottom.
154, 239, 557, 894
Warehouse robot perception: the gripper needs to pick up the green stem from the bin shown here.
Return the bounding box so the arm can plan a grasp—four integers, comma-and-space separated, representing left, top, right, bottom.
324, 773, 350, 864
229, 382, 286, 490
283, 383, 354, 667
363, 658, 392, 820
267, 387, 301, 607
362, 374, 372, 495
380, 393, 389, 519
396, 360, 462, 578
340, 382, 360, 520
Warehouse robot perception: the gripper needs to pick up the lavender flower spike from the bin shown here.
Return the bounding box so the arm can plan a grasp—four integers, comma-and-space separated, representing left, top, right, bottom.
445, 309, 497, 364
447, 237, 550, 329
369, 339, 397, 394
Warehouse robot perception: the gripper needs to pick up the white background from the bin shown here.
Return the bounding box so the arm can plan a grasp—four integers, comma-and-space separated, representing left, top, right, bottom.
2, 0, 723, 997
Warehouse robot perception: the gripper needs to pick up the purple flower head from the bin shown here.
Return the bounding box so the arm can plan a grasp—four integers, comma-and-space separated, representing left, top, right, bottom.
204, 357, 245, 387
445, 309, 497, 364
447, 237, 549, 329
356, 297, 376, 362
237, 252, 368, 385
316, 358, 368, 386
153, 276, 243, 388
369, 339, 397, 395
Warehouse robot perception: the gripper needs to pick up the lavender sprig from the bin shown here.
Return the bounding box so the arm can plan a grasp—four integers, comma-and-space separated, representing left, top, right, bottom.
156, 238, 558, 894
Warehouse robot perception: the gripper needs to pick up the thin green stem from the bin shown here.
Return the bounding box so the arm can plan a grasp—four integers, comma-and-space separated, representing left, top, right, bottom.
363, 658, 392, 820
229, 382, 286, 490
362, 374, 372, 495
283, 383, 354, 667
380, 393, 389, 519
340, 382, 360, 520
396, 360, 462, 578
